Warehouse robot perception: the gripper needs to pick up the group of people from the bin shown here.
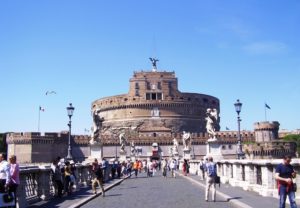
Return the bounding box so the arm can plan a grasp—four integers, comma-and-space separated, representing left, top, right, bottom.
0, 153, 20, 207
50, 157, 77, 197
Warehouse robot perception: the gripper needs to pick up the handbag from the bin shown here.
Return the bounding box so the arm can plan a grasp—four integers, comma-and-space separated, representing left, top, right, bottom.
215, 175, 221, 187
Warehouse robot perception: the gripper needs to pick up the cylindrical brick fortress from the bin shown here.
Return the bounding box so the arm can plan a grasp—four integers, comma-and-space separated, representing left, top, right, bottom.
92, 70, 220, 140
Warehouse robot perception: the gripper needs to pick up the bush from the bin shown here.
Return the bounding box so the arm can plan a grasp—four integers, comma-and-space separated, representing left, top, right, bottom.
283, 134, 300, 156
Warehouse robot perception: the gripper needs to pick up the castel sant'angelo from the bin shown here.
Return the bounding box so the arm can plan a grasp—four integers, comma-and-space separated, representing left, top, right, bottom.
92, 59, 220, 142
7, 59, 295, 163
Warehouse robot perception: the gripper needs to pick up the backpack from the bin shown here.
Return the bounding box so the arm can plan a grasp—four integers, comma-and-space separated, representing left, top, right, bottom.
206, 163, 216, 177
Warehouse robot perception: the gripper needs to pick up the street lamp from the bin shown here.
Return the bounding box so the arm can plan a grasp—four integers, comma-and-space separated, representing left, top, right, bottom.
66, 103, 75, 160
234, 99, 245, 159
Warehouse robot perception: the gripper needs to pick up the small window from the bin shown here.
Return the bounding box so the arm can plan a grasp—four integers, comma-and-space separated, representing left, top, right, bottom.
151, 93, 157, 100
135, 82, 139, 89
153, 133, 157, 137
146, 93, 151, 100
135, 89, 139, 96
147, 82, 151, 90
157, 82, 162, 89
228, 145, 232, 149
157, 93, 162, 100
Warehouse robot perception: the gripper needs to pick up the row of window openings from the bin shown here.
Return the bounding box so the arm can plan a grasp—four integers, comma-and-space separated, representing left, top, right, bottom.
135, 82, 162, 90
146, 93, 163, 100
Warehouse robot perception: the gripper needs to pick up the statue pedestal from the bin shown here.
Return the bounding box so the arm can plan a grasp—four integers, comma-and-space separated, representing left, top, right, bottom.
206, 139, 224, 162
183, 149, 191, 160
84, 143, 102, 164
119, 152, 127, 162
130, 156, 136, 162
90, 144, 103, 159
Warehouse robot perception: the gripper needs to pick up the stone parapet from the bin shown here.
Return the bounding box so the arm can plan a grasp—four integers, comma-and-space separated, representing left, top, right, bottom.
188, 159, 300, 200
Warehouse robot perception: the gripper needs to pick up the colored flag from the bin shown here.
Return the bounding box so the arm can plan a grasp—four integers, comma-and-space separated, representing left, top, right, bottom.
39, 106, 45, 112
265, 103, 271, 109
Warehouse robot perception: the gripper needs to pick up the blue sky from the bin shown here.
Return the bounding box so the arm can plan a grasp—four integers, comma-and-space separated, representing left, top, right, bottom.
0, 0, 299, 134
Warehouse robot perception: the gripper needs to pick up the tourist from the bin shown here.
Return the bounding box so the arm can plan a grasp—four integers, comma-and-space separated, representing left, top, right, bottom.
275, 155, 297, 208
0, 153, 10, 193
162, 158, 168, 178
205, 157, 217, 202
133, 160, 139, 177
121, 162, 127, 177
92, 164, 105, 196
152, 160, 157, 176
138, 160, 143, 173
92, 159, 99, 173
117, 162, 122, 178
8, 155, 20, 207
183, 159, 188, 176
142, 160, 147, 173
50, 159, 63, 197
147, 160, 153, 177
169, 159, 176, 178
64, 161, 72, 195
111, 161, 117, 179
199, 158, 205, 180
127, 161, 132, 177
102, 158, 108, 182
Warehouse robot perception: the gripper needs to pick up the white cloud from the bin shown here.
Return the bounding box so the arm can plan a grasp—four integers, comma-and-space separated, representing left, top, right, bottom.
243, 41, 288, 55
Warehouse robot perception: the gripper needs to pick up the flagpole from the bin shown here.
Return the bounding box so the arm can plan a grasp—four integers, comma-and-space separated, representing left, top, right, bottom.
265, 105, 267, 121
38, 106, 40, 132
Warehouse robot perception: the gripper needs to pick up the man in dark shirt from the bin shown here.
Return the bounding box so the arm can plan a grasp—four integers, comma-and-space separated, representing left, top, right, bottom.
92, 164, 105, 197
275, 155, 297, 208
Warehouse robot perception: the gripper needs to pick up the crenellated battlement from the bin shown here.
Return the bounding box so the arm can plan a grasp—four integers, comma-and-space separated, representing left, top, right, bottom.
7, 132, 90, 145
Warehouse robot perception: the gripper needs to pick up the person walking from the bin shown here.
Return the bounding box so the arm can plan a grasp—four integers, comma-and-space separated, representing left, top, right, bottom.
133, 160, 139, 178
162, 159, 168, 178
50, 159, 63, 197
8, 155, 20, 207
92, 164, 105, 197
147, 160, 153, 177
0, 153, 11, 193
275, 155, 297, 208
169, 159, 176, 179
205, 157, 217, 202
64, 161, 73, 195
183, 159, 188, 176
199, 159, 205, 180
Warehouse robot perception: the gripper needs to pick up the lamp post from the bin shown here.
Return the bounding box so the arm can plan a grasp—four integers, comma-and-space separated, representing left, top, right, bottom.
234, 99, 245, 159
66, 103, 75, 160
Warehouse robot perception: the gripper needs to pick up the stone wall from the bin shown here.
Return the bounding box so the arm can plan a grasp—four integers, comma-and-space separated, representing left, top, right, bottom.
6, 132, 90, 163
188, 159, 300, 200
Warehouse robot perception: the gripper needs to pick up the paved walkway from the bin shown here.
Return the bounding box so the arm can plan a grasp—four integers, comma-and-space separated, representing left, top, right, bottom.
29, 177, 125, 208
82, 172, 236, 208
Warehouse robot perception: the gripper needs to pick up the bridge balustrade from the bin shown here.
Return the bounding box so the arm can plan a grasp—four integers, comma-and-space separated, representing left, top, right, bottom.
188, 159, 300, 200
16, 164, 112, 208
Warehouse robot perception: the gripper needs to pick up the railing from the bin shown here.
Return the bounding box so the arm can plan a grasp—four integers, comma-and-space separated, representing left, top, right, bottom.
16, 164, 112, 208
188, 159, 300, 200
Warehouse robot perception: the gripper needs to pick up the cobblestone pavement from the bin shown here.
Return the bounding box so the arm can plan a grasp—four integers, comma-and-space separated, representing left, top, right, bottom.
82, 171, 236, 208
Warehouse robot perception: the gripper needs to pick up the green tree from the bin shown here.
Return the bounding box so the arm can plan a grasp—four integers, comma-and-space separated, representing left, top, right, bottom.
283, 134, 300, 156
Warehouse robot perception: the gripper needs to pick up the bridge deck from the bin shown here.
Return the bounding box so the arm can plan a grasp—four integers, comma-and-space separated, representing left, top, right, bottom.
30, 171, 298, 208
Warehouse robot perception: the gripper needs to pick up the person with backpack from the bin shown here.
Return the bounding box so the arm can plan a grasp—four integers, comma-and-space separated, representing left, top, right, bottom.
205, 157, 217, 202
92, 164, 105, 197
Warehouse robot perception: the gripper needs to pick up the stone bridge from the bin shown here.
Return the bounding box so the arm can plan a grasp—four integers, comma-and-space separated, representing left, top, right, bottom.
13, 159, 300, 208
